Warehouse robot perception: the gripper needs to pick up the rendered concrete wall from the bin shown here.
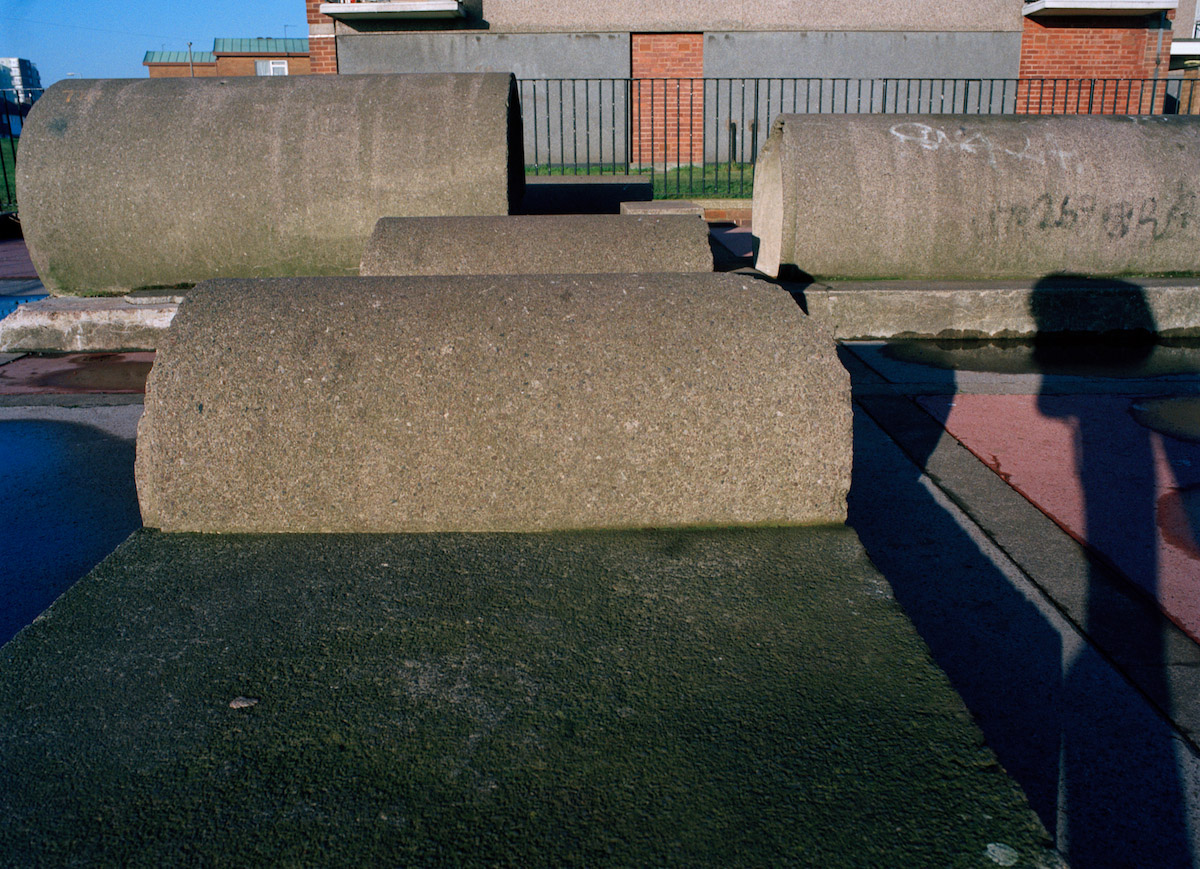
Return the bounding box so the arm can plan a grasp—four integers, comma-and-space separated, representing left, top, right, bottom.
337, 34, 627, 167
136, 275, 851, 533
350, 0, 1020, 33
336, 32, 629, 78
360, 215, 712, 275
752, 114, 1200, 281
17, 74, 524, 295
706, 31, 1021, 80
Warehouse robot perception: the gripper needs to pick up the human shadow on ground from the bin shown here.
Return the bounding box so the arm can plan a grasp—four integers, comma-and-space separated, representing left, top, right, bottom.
0, 419, 141, 646
845, 273, 1196, 867
1030, 277, 1193, 868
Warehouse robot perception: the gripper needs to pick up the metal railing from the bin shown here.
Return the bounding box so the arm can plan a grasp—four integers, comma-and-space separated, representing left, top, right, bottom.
519, 76, 1200, 198
1, 87, 42, 213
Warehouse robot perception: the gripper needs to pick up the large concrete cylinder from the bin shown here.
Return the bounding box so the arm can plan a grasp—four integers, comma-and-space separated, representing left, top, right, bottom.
17, 74, 525, 294
135, 275, 851, 533
752, 114, 1200, 280
359, 215, 713, 275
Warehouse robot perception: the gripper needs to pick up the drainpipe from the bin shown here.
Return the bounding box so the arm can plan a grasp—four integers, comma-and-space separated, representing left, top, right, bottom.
188, 41, 194, 78
1155, 11, 1166, 77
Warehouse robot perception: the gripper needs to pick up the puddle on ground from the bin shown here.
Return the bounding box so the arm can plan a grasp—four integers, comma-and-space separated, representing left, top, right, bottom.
1158, 485, 1200, 559
1131, 397, 1200, 443
883, 337, 1200, 379
0, 353, 154, 393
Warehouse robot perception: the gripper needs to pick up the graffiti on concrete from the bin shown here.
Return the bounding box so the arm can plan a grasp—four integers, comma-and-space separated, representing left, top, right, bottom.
889, 121, 1080, 172
976, 191, 1197, 241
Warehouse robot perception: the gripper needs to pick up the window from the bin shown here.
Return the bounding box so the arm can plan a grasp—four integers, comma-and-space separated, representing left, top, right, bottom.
255, 59, 288, 76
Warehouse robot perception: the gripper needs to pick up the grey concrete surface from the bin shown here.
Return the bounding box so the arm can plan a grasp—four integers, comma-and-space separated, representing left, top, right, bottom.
17, 75, 524, 295
704, 31, 1021, 79
360, 215, 712, 275
787, 275, 1200, 340
752, 114, 1200, 280
337, 31, 630, 78
0, 527, 1056, 867
0, 296, 178, 351
619, 201, 704, 217
135, 275, 850, 533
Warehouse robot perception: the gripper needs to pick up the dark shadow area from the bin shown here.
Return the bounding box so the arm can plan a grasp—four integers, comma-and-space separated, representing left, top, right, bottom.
513, 176, 652, 215
844, 271, 1199, 865
1031, 276, 1194, 868
0, 419, 141, 646
844, 352, 1066, 837
0, 213, 21, 241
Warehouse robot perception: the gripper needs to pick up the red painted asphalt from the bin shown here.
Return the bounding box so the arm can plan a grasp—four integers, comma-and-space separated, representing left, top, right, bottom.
920, 393, 1200, 643
0, 238, 37, 280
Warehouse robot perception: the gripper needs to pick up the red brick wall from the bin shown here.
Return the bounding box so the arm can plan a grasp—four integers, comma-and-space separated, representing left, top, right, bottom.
1018, 13, 1173, 113
307, 0, 339, 74
146, 62, 220, 78
631, 33, 704, 166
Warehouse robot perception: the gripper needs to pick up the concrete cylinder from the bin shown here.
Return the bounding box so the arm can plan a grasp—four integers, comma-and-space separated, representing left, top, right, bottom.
135, 274, 851, 533
359, 215, 713, 275
752, 114, 1200, 280
17, 74, 525, 295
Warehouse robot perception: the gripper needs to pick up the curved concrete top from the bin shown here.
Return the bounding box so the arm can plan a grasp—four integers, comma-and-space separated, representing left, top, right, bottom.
359, 215, 713, 275
17, 74, 524, 294
135, 274, 850, 532
752, 114, 1200, 281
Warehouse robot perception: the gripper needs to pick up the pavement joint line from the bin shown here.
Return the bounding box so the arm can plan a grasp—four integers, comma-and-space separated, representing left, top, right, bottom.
855, 392, 1200, 752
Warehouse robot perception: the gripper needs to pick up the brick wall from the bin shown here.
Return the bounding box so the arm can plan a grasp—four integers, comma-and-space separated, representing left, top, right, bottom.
1018, 12, 1173, 112
146, 62, 220, 78
631, 33, 704, 166
213, 56, 312, 76
307, 0, 339, 74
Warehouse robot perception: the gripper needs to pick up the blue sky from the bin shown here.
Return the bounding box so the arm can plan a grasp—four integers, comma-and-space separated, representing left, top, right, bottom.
1, 0, 307, 86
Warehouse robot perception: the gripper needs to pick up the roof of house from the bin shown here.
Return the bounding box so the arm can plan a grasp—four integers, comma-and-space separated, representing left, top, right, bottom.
212, 38, 309, 55
143, 51, 217, 65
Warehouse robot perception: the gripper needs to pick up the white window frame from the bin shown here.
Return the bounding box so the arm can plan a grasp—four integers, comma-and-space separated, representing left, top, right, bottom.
255, 59, 288, 76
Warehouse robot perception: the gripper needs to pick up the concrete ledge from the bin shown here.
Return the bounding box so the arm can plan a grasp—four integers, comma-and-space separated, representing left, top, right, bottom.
792, 276, 1200, 339
0, 297, 178, 352
360, 214, 713, 275
619, 200, 705, 217
136, 274, 850, 532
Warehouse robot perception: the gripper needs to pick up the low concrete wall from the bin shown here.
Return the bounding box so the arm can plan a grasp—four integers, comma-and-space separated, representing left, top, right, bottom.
136, 275, 850, 532
17, 74, 524, 295
752, 114, 1200, 281
790, 277, 1200, 340
360, 215, 712, 275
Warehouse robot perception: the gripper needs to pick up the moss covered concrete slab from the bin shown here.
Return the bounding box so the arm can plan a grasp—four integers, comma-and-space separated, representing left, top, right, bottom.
0, 528, 1056, 866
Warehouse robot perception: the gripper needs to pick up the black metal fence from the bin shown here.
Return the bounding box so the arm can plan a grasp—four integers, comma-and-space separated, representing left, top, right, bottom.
518, 76, 1200, 198
1, 87, 42, 213
2, 77, 1197, 209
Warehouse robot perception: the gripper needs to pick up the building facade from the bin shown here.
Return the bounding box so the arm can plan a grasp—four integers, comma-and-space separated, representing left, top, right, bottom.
304, 2, 1198, 164
144, 39, 311, 78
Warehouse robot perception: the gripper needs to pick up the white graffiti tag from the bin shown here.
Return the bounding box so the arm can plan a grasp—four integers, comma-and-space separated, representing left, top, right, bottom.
889, 122, 1079, 172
